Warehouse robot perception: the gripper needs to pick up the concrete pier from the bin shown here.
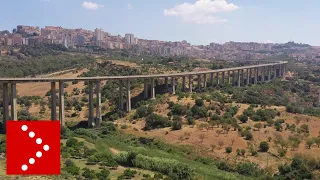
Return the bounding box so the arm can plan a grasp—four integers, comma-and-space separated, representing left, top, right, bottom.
10, 83, 17, 120
221, 72, 225, 84
165, 77, 168, 92
189, 75, 193, 93
2, 83, 8, 131
51, 82, 57, 120
268, 66, 271, 81
241, 69, 244, 85
254, 68, 258, 84
237, 70, 241, 87
261, 67, 265, 82
88, 81, 94, 127
210, 73, 214, 86
144, 79, 148, 99
249, 69, 252, 84
119, 80, 124, 110
171, 77, 175, 95
126, 80, 131, 112
59, 81, 65, 126
151, 78, 155, 99
228, 71, 231, 84
95, 81, 102, 127
246, 69, 250, 85
182, 76, 186, 92
203, 74, 207, 88
197, 74, 201, 90
216, 72, 219, 85
232, 71, 235, 86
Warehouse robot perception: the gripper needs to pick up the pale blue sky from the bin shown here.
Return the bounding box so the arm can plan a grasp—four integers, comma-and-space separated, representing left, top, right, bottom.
1, 0, 319, 45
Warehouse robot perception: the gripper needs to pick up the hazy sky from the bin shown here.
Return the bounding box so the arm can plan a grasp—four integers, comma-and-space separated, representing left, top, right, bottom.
1, 0, 319, 45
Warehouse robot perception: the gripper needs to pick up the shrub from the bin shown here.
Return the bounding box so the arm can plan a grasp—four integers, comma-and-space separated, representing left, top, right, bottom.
82, 168, 96, 179
259, 141, 269, 152
145, 113, 171, 130
195, 99, 204, 106
306, 138, 314, 149
211, 114, 221, 121
238, 114, 248, 123
116, 151, 194, 179
217, 161, 233, 172
187, 116, 195, 125
170, 104, 187, 116
300, 124, 309, 133
236, 162, 263, 177
123, 169, 137, 178
172, 116, 182, 130
225, 147, 232, 153
278, 148, 287, 157
63, 159, 80, 176
135, 105, 154, 118
241, 130, 253, 140
241, 149, 246, 156
96, 168, 110, 180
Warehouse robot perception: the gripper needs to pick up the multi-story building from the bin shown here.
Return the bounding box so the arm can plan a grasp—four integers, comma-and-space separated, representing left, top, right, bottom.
125, 33, 135, 44
95, 28, 104, 42
5, 36, 13, 46
12, 34, 23, 46
17, 25, 40, 36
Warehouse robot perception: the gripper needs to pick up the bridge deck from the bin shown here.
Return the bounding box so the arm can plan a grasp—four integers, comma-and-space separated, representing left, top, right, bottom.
0, 61, 287, 83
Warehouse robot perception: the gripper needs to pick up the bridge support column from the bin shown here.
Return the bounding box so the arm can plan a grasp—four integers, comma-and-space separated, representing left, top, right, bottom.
210, 73, 214, 86
241, 69, 244, 85
144, 79, 148, 99
228, 71, 231, 84
203, 74, 207, 88
189, 75, 193, 93
232, 71, 235, 86
221, 72, 225, 84
237, 70, 241, 87
88, 81, 94, 127
171, 77, 175, 95
96, 81, 102, 127
254, 68, 258, 84
126, 80, 131, 112
216, 72, 219, 85
268, 66, 271, 81
279, 64, 282, 78
119, 80, 124, 110
3, 83, 9, 131
261, 67, 265, 82
151, 78, 155, 99
165, 77, 168, 92
50, 82, 57, 120
182, 76, 186, 92
249, 69, 252, 84
197, 74, 201, 90
246, 69, 250, 85
11, 83, 17, 120
59, 81, 65, 126
274, 65, 277, 79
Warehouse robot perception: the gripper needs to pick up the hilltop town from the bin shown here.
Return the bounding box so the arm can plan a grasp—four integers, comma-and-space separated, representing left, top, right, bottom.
1, 25, 320, 61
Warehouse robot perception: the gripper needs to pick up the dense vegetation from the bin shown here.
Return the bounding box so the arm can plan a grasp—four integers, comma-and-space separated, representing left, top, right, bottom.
0, 45, 94, 77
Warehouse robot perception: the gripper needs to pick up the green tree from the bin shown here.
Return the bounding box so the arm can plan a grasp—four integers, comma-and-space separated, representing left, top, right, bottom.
259, 141, 269, 152
238, 114, 248, 123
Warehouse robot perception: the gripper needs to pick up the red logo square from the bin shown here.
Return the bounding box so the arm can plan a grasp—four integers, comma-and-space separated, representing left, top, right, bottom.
6, 121, 61, 175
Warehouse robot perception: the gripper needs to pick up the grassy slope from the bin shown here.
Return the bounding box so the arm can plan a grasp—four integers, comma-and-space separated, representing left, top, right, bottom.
89, 133, 255, 180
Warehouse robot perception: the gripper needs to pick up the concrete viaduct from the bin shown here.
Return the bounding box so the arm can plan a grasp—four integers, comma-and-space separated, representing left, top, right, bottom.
0, 61, 288, 131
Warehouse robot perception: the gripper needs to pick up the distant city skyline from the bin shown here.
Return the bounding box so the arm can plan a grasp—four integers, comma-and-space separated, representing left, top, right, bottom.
1, 0, 320, 45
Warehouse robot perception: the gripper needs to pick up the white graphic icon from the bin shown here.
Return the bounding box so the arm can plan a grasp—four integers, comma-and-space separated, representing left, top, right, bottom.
20, 125, 50, 171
